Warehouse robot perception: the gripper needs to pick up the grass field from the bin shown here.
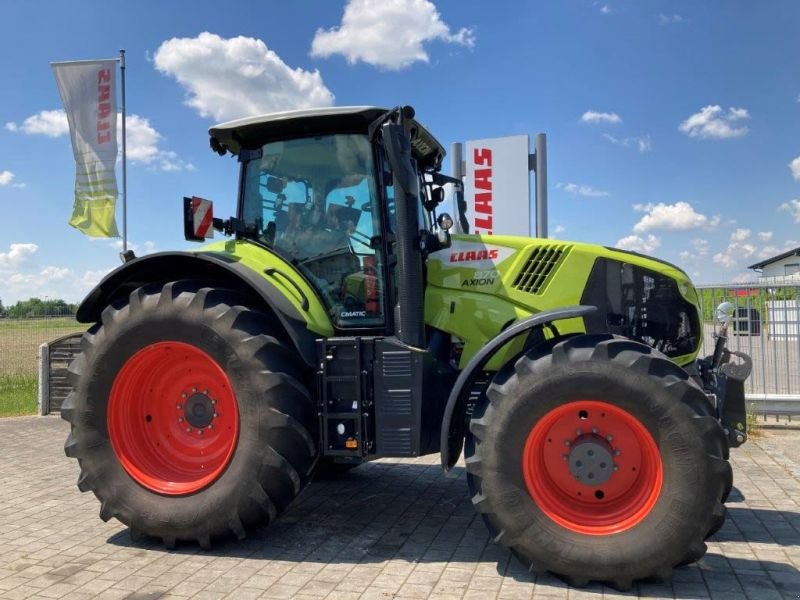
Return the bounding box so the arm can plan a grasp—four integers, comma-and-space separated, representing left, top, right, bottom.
0, 374, 38, 416
0, 317, 85, 416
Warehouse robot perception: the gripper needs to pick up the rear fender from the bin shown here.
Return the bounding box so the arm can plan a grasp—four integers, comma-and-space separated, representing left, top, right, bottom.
76, 251, 330, 367
440, 305, 597, 470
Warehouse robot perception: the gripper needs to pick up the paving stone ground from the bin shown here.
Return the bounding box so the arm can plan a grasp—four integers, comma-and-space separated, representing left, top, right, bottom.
1, 416, 799, 600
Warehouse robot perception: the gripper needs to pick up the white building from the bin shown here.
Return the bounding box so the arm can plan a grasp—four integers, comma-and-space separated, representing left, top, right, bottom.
748, 248, 800, 338
749, 246, 800, 282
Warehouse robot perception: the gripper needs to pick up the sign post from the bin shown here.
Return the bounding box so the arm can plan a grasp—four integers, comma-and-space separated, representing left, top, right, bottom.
453, 133, 548, 238
464, 135, 531, 237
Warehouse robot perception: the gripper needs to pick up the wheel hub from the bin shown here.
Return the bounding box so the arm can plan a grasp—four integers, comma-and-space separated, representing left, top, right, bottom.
568, 437, 615, 486
107, 341, 239, 495
522, 400, 663, 535
183, 392, 215, 429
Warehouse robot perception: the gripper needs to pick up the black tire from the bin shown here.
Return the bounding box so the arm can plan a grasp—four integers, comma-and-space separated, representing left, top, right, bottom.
60, 281, 318, 548
465, 334, 731, 590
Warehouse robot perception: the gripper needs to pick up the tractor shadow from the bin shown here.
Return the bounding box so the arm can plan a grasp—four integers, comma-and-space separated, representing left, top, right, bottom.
107, 462, 800, 595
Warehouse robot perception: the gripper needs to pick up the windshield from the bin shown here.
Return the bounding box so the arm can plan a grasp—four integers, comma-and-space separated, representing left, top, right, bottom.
241, 134, 386, 327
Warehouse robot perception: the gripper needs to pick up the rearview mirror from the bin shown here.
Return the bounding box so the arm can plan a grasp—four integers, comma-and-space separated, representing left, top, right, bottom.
714, 301, 735, 326
437, 212, 454, 231
183, 196, 214, 242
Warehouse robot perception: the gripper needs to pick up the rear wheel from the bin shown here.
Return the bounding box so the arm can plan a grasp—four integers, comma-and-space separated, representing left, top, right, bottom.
61, 281, 318, 548
465, 335, 730, 589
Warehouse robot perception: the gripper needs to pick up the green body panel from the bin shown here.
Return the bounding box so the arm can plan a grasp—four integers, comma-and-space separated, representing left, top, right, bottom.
197, 240, 335, 337
426, 234, 701, 369
194, 235, 701, 372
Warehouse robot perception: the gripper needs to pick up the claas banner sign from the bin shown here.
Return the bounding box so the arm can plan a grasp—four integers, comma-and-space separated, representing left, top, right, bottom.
464, 135, 530, 237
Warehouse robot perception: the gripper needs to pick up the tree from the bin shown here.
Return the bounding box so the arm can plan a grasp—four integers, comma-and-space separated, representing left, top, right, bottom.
5, 297, 77, 318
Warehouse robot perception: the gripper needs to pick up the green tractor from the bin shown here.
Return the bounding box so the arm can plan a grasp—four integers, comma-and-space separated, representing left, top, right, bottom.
62, 106, 750, 589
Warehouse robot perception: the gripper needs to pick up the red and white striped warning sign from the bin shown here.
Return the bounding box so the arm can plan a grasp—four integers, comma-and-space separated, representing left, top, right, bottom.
191, 196, 214, 239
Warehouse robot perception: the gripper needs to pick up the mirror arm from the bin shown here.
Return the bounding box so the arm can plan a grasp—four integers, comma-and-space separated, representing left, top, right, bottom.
429, 172, 462, 189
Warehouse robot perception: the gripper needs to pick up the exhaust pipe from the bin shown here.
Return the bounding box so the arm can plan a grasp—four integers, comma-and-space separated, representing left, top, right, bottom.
381, 106, 425, 348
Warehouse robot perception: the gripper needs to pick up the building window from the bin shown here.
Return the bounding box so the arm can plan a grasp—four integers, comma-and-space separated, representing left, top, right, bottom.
785, 263, 800, 276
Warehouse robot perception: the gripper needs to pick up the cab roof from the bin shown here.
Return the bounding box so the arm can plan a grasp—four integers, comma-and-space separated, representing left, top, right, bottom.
208, 106, 445, 170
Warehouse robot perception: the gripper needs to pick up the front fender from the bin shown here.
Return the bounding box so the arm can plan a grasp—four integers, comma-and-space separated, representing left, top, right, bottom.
77, 251, 332, 367
440, 305, 597, 470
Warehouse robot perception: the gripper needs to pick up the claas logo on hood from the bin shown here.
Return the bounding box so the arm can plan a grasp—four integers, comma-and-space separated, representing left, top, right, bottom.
449, 249, 499, 262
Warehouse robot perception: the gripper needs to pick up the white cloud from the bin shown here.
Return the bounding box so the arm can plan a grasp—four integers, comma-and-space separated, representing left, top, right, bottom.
712, 229, 762, 269
603, 133, 652, 153
595, 2, 611, 14
106, 239, 156, 255
779, 199, 800, 223
79, 268, 113, 289
758, 231, 773, 242
0, 262, 118, 304
678, 105, 750, 139
692, 238, 710, 256
730, 228, 751, 243
2, 266, 73, 301
757, 239, 800, 260
155, 32, 334, 120
581, 110, 621, 124
0, 170, 14, 186
679, 238, 711, 268
0, 243, 38, 269
731, 272, 757, 284
557, 182, 609, 197
4, 109, 70, 137
310, 0, 474, 70
790, 156, 800, 181
632, 201, 708, 233
124, 114, 195, 171
615, 234, 661, 254
552, 225, 566, 237
659, 13, 684, 25
5, 109, 192, 172
38, 266, 71, 282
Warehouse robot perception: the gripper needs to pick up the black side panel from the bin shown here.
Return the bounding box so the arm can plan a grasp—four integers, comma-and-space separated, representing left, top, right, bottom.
317, 337, 374, 457
373, 338, 425, 457
75, 251, 320, 366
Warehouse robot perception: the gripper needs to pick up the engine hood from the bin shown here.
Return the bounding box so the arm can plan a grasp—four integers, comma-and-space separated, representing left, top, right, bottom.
427, 234, 697, 310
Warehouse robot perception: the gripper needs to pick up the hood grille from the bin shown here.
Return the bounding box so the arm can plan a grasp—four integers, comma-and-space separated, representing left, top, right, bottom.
512, 245, 571, 294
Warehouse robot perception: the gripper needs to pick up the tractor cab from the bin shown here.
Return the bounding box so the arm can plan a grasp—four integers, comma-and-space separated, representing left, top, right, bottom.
207, 106, 452, 336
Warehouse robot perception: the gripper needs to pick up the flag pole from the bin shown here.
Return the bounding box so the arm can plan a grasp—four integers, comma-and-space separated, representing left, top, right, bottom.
119, 49, 128, 253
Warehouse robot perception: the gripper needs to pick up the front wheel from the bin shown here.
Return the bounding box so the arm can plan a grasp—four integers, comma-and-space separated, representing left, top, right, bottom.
61, 282, 318, 548
465, 335, 730, 590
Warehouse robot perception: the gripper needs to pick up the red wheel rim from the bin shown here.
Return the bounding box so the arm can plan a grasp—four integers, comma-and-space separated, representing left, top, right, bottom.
522, 400, 662, 535
107, 341, 239, 495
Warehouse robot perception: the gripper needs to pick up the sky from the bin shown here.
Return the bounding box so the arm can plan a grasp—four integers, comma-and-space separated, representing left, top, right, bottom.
1, 0, 799, 304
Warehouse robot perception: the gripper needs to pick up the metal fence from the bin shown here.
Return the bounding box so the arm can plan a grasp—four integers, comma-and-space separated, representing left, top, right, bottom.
698, 281, 800, 419
0, 316, 84, 415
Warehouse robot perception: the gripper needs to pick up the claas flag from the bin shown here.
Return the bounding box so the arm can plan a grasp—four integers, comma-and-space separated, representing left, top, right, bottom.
52, 59, 120, 237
